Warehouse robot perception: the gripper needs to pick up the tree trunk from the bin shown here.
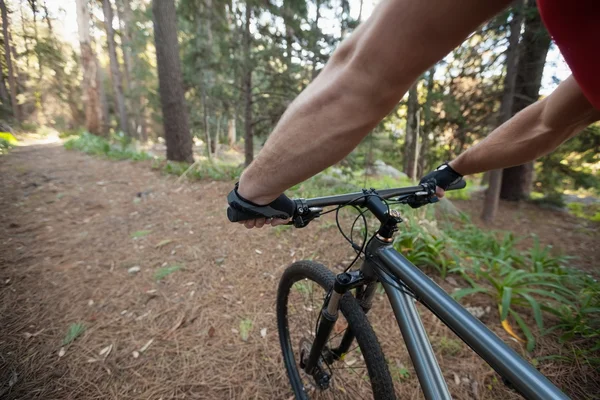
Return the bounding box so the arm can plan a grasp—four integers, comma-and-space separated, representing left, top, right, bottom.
1, 0, 20, 122
228, 117, 236, 146
482, 1, 523, 222
420, 65, 436, 173
27, 0, 43, 83
116, 0, 142, 139
311, 0, 321, 80
152, 0, 194, 163
202, 83, 212, 160
403, 81, 419, 180
98, 66, 110, 133
75, 0, 103, 135
115, 0, 132, 84
500, 0, 551, 201
243, 3, 253, 167
102, 0, 129, 135
213, 115, 221, 156
0, 74, 9, 106
357, 0, 363, 22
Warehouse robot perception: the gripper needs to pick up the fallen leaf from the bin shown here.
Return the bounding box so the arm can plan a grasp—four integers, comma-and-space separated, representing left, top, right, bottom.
260, 328, 267, 338
58, 347, 66, 357
130, 230, 152, 238
155, 239, 174, 249
8, 370, 18, 387
501, 319, 525, 343
140, 339, 154, 353
454, 373, 461, 385
99, 344, 113, 357
23, 328, 44, 339
345, 357, 357, 367
208, 326, 216, 338
255, 249, 262, 254
128, 266, 141, 274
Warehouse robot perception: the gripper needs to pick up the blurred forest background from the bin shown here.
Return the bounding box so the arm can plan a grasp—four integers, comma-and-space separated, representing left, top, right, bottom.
0, 0, 598, 222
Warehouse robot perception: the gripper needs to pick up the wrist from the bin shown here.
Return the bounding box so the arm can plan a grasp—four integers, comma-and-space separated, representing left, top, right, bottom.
238, 173, 279, 206
448, 159, 466, 176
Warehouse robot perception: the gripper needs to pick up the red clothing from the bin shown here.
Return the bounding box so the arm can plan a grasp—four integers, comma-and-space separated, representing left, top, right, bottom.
538, 0, 600, 109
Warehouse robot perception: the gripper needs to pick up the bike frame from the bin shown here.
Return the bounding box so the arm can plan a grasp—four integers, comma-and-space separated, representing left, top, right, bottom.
301, 188, 569, 400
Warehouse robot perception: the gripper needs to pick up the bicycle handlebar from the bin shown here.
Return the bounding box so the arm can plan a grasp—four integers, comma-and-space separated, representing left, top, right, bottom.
304, 179, 466, 209
227, 178, 466, 225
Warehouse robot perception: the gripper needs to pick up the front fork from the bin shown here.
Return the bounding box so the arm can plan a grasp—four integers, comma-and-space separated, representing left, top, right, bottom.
303, 271, 377, 379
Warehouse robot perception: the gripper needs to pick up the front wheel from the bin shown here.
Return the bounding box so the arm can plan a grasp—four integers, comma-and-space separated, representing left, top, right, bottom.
277, 261, 396, 399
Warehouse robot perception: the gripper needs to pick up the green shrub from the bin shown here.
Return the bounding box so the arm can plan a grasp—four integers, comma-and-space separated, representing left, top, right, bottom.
0, 138, 13, 154
0, 132, 18, 144
64, 132, 151, 161
19, 121, 38, 132
59, 128, 84, 139
530, 192, 565, 208
159, 160, 242, 182
567, 202, 600, 222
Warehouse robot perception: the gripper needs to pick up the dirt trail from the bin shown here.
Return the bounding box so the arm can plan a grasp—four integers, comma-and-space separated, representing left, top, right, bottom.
0, 143, 597, 399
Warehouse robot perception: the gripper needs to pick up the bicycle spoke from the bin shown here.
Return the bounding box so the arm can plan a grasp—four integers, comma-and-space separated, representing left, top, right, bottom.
332, 367, 368, 400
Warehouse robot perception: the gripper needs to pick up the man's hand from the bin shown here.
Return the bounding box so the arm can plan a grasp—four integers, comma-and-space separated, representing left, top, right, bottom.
227, 183, 294, 229
419, 162, 463, 199
238, 217, 290, 229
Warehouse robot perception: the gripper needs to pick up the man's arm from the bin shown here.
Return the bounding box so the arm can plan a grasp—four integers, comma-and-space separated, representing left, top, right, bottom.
449, 75, 600, 176
238, 0, 512, 205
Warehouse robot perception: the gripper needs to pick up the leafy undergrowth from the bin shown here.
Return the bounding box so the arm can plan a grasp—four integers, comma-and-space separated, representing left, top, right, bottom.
567, 202, 600, 222
64, 132, 152, 161
396, 211, 599, 363
0, 132, 17, 154
63, 131, 242, 182
153, 159, 243, 182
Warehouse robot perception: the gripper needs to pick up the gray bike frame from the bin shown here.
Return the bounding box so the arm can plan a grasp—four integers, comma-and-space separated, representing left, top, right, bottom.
360, 237, 569, 400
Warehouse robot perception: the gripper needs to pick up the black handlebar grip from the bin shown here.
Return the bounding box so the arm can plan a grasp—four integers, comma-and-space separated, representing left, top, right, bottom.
227, 207, 253, 222
447, 179, 467, 191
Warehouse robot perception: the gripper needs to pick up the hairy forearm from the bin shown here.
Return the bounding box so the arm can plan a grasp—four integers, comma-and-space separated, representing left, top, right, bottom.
239, 47, 410, 204
451, 76, 600, 176
239, 0, 512, 204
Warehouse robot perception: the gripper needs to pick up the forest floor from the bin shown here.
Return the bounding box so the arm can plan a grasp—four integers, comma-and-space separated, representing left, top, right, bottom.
1, 139, 598, 400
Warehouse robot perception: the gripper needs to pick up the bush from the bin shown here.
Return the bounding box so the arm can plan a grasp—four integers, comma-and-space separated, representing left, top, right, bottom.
59, 128, 85, 139
64, 132, 152, 161
0, 132, 17, 154
158, 160, 243, 182
567, 202, 600, 222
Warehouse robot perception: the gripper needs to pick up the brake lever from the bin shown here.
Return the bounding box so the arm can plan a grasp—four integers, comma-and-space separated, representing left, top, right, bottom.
291, 207, 322, 228
287, 199, 323, 228
406, 183, 438, 209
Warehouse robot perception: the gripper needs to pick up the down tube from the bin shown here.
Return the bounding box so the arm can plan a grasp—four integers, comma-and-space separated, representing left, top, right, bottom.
377, 247, 569, 400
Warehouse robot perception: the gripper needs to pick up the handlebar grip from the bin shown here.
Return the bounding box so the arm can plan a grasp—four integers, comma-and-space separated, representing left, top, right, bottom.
447, 179, 467, 191
227, 206, 254, 222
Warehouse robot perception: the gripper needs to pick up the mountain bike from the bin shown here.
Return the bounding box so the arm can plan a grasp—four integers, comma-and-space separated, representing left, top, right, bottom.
228, 181, 569, 400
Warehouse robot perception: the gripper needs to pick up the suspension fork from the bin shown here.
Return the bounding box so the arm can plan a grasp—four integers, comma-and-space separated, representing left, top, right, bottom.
304, 271, 366, 374
329, 281, 378, 359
